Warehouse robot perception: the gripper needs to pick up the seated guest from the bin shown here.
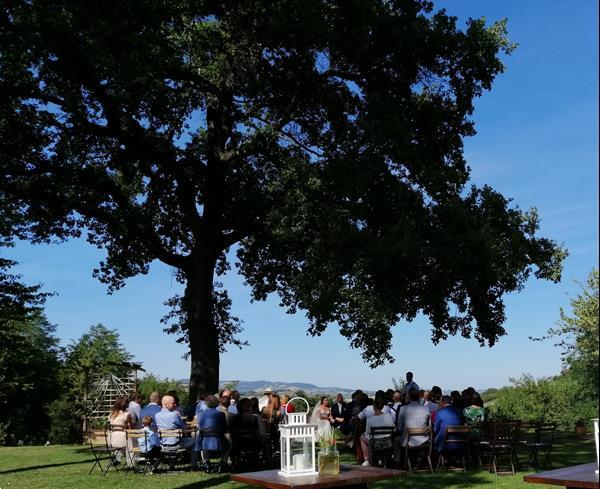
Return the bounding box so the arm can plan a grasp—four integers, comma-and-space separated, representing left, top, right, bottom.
261, 393, 281, 427
230, 399, 259, 432
138, 415, 161, 471
195, 392, 208, 419
107, 396, 132, 460
228, 390, 240, 415
383, 390, 403, 429
217, 393, 234, 426
462, 391, 485, 426
128, 392, 143, 428
450, 390, 464, 410
433, 395, 464, 453
358, 391, 386, 421
140, 391, 162, 427
156, 395, 197, 467
196, 395, 231, 472
166, 390, 186, 418
423, 391, 438, 415
331, 393, 351, 435
396, 389, 430, 448
248, 398, 267, 439
431, 386, 442, 401
359, 398, 395, 467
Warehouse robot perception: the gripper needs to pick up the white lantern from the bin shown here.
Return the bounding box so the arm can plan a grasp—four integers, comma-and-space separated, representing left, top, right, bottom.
278, 397, 317, 477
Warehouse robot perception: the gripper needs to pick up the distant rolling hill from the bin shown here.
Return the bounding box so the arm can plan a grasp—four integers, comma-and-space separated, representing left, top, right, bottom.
178, 379, 361, 396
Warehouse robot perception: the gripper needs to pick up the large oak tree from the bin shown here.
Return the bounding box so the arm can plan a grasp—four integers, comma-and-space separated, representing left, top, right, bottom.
0, 0, 565, 400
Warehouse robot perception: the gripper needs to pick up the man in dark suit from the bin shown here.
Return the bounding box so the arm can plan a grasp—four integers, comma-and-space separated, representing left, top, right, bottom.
331, 393, 351, 435
433, 395, 465, 453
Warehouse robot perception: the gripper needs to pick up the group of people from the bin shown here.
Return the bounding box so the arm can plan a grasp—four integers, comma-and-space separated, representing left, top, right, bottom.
106, 371, 486, 472
308, 371, 485, 467
106, 387, 297, 472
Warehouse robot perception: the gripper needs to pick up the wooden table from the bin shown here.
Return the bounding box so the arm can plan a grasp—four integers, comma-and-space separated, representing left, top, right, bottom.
231, 464, 405, 489
523, 462, 599, 489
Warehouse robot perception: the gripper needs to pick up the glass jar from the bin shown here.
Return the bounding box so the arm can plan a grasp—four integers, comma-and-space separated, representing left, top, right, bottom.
318, 445, 340, 475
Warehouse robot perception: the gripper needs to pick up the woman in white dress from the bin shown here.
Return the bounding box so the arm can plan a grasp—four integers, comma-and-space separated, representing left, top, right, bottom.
310, 397, 334, 435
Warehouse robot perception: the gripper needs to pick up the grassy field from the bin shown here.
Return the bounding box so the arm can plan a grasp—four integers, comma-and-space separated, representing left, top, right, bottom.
0, 432, 596, 489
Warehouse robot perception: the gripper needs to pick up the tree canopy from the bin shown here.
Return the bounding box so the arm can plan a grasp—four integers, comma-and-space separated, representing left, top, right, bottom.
535, 268, 599, 397
0, 0, 566, 397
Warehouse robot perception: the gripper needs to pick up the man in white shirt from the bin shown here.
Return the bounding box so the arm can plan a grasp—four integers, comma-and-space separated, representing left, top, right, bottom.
402, 371, 419, 394
383, 391, 403, 429
360, 398, 394, 466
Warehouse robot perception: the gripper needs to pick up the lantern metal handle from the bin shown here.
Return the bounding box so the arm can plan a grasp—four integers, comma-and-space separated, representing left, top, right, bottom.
285, 396, 310, 414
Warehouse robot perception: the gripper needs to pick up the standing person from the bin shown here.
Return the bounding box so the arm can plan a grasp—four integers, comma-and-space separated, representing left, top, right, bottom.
402, 372, 419, 394
331, 393, 351, 435
258, 388, 273, 411
310, 396, 333, 435
280, 394, 295, 422
128, 392, 143, 428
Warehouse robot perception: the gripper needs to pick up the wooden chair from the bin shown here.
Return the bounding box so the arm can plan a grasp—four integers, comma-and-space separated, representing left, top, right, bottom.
367, 426, 395, 468
520, 422, 555, 470
87, 429, 120, 475
125, 429, 158, 474
436, 425, 469, 472
488, 421, 521, 476
230, 428, 265, 471
405, 427, 433, 474
158, 429, 188, 473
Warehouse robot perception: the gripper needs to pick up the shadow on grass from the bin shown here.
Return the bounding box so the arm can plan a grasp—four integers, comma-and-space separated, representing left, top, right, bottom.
0, 457, 93, 475
159, 475, 232, 489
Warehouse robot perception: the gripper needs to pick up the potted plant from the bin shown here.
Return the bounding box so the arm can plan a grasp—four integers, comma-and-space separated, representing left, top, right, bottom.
317, 427, 340, 475
575, 420, 587, 435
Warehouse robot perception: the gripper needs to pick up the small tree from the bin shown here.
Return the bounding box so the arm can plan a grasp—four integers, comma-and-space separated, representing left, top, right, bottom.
533, 268, 599, 397
0, 241, 59, 445
63, 324, 133, 412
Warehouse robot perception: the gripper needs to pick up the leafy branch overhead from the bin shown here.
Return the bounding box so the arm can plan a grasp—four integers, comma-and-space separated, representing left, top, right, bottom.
1, 0, 565, 389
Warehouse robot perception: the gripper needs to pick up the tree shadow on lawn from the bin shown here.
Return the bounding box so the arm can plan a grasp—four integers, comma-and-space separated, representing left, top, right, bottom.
0, 458, 93, 475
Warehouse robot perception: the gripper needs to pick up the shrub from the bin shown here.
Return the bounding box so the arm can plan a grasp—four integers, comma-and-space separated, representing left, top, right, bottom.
489, 373, 598, 429
48, 397, 81, 444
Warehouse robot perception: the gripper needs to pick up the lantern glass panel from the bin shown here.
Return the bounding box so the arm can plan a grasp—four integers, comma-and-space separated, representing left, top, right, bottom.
290, 437, 313, 471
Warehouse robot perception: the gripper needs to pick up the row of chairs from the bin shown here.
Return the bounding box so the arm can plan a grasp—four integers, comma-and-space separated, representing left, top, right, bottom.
364, 420, 556, 476
89, 425, 275, 475
88, 427, 197, 475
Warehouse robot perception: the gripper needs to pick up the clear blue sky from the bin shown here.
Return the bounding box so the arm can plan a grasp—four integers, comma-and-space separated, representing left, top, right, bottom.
7, 0, 599, 392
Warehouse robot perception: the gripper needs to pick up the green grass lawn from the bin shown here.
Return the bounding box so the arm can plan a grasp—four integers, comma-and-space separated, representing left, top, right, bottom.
0, 433, 596, 489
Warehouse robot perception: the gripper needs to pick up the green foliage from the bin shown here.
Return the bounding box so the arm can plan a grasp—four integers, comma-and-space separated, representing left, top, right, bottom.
63, 324, 133, 416
0, 0, 566, 396
480, 387, 501, 404
545, 269, 599, 397
137, 373, 187, 405
48, 397, 81, 445
0, 313, 62, 445
489, 373, 597, 429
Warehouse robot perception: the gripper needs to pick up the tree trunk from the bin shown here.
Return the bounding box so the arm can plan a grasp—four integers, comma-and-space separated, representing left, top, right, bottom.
184, 250, 219, 404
